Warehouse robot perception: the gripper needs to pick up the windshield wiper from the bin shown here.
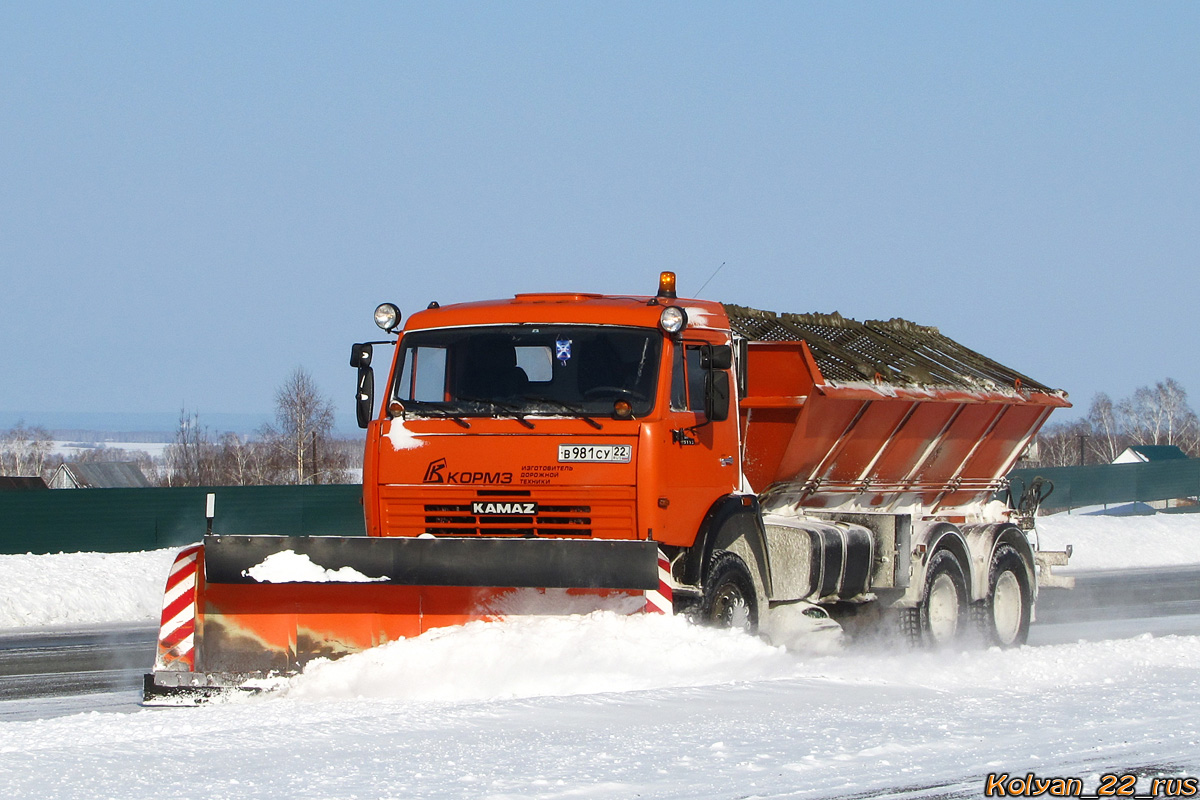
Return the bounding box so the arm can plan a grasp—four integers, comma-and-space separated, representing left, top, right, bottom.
523, 396, 603, 430
397, 400, 471, 428
454, 395, 535, 429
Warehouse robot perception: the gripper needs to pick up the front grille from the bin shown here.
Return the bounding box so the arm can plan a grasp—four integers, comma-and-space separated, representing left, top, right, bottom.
381, 486, 636, 540
424, 503, 593, 536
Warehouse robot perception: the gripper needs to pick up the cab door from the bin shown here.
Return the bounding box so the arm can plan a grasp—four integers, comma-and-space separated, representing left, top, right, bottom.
658, 338, 740, 542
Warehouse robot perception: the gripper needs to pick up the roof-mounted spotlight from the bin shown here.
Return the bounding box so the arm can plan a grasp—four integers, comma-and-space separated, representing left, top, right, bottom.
659, 305, 688, 334
374, 303, 402, 332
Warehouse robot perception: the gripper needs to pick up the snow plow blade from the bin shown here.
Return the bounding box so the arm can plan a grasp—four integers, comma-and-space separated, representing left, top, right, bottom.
144, 535, 661, 704
203, 534, 659, 588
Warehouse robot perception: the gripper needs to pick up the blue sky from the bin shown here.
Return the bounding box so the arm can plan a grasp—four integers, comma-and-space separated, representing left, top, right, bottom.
2, 4, 1197, 432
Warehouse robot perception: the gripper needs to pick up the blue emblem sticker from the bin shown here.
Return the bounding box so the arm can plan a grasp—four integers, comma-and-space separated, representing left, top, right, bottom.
555, 338, 572, 364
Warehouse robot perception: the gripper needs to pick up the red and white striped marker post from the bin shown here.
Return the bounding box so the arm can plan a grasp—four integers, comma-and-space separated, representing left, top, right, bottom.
644, 549, 674, 615
155, 544, 202, 672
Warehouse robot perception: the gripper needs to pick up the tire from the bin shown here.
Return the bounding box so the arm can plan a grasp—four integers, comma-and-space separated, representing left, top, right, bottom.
698, 551, 759, 633
903, 549, 968, 647
972, 544, 1032, 648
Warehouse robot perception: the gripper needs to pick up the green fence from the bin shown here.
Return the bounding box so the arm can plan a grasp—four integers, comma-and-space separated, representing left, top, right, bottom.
6, 461, 1199, 554
0, 484, 365, 555
1006, 460, 1200, 513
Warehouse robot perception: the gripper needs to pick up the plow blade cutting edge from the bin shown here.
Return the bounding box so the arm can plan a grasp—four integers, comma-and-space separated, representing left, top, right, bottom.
144, 535, 661, 704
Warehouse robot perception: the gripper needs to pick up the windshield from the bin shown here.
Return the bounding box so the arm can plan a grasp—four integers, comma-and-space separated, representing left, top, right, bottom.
392, 325, 662, 418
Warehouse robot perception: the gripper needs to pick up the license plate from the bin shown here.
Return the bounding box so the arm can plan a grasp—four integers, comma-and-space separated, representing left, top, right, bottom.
558, 444, 632, 463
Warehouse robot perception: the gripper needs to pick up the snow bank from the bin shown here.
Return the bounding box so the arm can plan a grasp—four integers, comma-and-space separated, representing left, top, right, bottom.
275, 611, 793, 703
266, 614, 1200, 705
0, 549, 176, 629
1037, 513, 1200, 570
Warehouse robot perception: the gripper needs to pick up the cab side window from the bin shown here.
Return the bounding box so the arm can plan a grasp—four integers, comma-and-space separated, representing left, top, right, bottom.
670, 343, 709, 415
685, 346, 707, 414
670, 344, 687, 411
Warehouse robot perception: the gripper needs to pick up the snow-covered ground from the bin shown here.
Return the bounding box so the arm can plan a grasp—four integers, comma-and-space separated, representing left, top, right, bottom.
1037, 512, 1200, 570
0, 549, 176, 629
4, 619, 1200, 799
1, 515, 1198, 799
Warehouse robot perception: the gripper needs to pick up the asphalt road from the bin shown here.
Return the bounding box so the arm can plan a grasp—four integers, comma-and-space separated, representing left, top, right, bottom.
1, 565, 1198, 707
1036, 564, 1200, 621
0, 622, 156, 702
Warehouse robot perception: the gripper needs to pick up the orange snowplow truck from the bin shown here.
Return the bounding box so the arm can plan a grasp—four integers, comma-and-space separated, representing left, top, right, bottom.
145, 273, 1070, 703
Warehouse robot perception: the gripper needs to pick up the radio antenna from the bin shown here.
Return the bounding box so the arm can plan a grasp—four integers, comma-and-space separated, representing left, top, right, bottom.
695, 261, 727, 297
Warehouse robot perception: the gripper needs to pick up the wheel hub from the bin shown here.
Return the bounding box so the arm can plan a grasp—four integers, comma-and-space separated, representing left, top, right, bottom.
927, 573, 961, 642
992, 571, 1023, 645
711, 584, 751, 630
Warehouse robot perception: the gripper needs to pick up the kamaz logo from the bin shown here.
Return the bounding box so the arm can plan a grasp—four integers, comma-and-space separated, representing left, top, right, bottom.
423, 458, 513, 485
471, 501, 537, 516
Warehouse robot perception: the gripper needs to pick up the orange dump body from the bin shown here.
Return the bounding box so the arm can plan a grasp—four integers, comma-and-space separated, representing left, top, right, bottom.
729, 307, 1069, 514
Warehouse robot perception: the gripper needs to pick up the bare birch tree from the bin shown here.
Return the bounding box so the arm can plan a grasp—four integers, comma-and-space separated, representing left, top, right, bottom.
261, 368, 348, 484
1031, 419, 1092, 467
1085, 393, 1125, 463
0, 422, 55, 478
163, 410, 218, 486
1117, 379, 1200, 452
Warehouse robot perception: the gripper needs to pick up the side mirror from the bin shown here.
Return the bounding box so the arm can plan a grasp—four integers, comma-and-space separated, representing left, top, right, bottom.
705, 370, 730, 422
701, 344, 733, 371
350, 343, 373, 368
352, 344, 376, 429
355, 366, 375, 429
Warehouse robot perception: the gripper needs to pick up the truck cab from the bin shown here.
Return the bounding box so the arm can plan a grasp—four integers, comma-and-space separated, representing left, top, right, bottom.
359, 280, 740, 556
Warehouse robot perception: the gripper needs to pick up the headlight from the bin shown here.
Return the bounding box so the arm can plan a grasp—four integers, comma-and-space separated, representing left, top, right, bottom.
374, 303, 401, 332
659, 306, 687, 334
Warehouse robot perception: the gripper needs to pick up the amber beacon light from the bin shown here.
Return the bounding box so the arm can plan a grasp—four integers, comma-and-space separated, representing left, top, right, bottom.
656, 271, 677, 299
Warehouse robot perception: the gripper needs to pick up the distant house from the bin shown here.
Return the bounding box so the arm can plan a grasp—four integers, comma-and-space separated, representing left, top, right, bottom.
50, 462, 152, 489
0, 476, 49, 491
1111, 445, 1190, 465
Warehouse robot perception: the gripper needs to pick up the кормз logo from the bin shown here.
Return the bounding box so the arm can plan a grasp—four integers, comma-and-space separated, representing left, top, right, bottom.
422, 457, 513, 485
423, 458, 447, 483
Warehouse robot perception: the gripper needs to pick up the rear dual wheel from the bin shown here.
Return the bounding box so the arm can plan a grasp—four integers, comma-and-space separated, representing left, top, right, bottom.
900, 545, 1032, 649
900, 549, 968, 647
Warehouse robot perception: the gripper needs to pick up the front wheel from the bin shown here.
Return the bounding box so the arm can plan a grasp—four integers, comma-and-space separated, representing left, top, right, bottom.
901, 549, 968, 647
697, 551, 759, 633
972, 544, 1032, 647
